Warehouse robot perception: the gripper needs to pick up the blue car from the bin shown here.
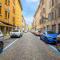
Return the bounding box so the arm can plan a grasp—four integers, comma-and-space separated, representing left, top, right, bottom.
40, 31, 58, 44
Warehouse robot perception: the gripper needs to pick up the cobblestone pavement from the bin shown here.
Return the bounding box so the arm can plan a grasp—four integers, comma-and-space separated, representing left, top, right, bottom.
0, 32, 60, 60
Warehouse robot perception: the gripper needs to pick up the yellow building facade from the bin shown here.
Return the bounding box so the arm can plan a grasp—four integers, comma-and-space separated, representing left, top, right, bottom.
0, 0, 23, 35
15, 0, 23, 27
22, 17, 26, 31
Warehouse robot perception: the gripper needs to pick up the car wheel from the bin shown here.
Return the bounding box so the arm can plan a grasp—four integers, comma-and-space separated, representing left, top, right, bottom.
0, 41, 4, 47
51, 41, 56, 45
40, 35, 43, 40
44, 37, 49, 44
0, 41, 4, 53
17, 35, 20, 38
11, 36, 13, 38
19, 36, 20, 38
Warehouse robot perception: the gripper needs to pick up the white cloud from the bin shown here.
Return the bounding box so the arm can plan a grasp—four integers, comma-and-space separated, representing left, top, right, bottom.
24, 16, 34, 25
22, 0, 40, 25
26, 0, 39, 4
31, 0, 39, 2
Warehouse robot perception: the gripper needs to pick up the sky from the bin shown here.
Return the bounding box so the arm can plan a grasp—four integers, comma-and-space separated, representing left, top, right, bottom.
21, 0, 40, 25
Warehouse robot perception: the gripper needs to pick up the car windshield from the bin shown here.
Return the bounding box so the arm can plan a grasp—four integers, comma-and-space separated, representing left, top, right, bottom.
47, 31, 56, 34
13, 30, 19, 32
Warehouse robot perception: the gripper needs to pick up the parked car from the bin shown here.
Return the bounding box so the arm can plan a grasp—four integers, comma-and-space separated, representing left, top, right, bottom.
40, 31, 58, 44
54, 34, 60, 51
24, 30, 28, 33
31, 30, 41, 36
10, 30, 22, 38
20, 31, 23, 37
56, 43, 60, 52
57, 34, 60, 41
34, 30, 41, 36
0, 30, 4, 53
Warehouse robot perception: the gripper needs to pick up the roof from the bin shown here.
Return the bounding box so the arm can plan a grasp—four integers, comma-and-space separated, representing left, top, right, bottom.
18, 0, 23, 10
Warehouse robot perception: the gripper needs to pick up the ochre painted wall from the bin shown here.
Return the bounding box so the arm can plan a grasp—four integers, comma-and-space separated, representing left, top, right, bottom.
0, 0, 23, 27
15, 0, 23, 27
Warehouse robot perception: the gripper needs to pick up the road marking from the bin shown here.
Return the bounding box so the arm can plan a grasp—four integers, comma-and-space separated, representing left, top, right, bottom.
48, 45, 60, 55
49, 45, 58, 51
3, 39, 19, 51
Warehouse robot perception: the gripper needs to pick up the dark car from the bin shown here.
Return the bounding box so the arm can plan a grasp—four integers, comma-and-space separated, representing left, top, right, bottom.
40, 31, 58, 44
0, 31, 4, 53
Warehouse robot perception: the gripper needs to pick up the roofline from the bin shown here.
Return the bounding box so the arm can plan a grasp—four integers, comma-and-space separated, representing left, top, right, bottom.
34, 0, 41, 17
18, 0, 23, 10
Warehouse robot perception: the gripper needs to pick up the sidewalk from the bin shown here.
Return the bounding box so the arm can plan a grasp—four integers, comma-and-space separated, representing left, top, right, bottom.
4, 34, 10, 40
3, 34, 15, 48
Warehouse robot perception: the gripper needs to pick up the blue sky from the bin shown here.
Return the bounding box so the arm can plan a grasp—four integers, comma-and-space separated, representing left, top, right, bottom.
21, 0, 40, 25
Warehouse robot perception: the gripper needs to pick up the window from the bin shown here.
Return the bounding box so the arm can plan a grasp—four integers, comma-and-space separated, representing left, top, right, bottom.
5, 0, 7, 5
52, 0, 54, 6
13, 17, 15, 26
13, 1, 15, 6
58, 7, 60, 17
58, 24, 60, 33
42, 0, 44, 5
0, 6, 2, 15
47, 31, 56, 34
47, 25, 50, 31
49, 0, 51, 8
51, 12, 54, 20
55, 0, 58, 5
48, 12, 54, 20
52, 25, 56, 32
0, 3, 2, 15
8, 0, 10, 6
13, 30, 19, 32
54, 10, 56, 19
13, 7, 15, 14
5, 11, 7, 19
43, 8, 45, 14
48, 13, 52, 20
8, 13, 10, 19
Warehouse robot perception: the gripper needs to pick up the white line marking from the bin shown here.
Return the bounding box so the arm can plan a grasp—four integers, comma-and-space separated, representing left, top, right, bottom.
3, 39, 18, 51
48, 45, 60, 55
49, 45, 58, 51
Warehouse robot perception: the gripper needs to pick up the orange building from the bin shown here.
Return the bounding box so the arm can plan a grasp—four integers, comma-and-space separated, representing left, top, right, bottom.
0, 0, 23, 35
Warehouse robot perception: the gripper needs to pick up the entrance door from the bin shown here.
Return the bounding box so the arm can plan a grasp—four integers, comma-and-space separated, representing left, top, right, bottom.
52, 24, 56, 32
58, 24, 60, 33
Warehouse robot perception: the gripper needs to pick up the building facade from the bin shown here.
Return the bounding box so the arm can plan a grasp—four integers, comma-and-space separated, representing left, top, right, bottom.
33, 0, 60, 33
15, 0, 23, 29
33, 0, 46, 31
32, 0, 41, 30
46, 0, 60, 33
22, 17, 26, 31
0, 0, 23, 35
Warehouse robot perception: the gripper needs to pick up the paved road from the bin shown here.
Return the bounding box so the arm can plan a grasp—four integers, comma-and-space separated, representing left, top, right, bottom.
0, 32, 60, 60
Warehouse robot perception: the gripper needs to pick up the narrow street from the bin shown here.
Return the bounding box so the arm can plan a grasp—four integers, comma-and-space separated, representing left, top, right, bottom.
0, 32, 60, 60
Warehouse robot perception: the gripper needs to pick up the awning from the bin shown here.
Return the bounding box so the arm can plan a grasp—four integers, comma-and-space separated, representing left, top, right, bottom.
0, 22, 13, 27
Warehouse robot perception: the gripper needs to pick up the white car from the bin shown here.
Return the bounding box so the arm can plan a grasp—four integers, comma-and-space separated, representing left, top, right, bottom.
24, 30, 28, 33
10, 30, 21, 38
0, 30, 4, 52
